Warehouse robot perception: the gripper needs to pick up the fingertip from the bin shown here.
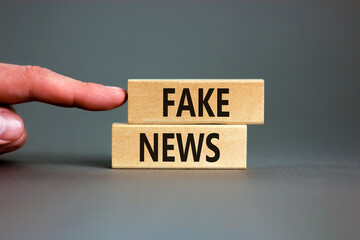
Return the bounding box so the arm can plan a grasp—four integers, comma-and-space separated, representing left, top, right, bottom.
104, 86, 128, 109
117, 88, 128, 106
70, 83, 128, 111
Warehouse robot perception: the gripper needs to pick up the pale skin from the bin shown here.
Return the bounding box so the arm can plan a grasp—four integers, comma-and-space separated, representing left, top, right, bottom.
0, 63, 127, 154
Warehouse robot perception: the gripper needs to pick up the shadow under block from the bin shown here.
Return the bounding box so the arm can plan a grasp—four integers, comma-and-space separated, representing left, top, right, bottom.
128, 79, 264, 124
112, 124, 247, 169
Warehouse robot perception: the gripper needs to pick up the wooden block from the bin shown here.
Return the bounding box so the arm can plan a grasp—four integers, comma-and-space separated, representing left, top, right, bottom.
128, 79, 264, 124
112, 124, 247, 169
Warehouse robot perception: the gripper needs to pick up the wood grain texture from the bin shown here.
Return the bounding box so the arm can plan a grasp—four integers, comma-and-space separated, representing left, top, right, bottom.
112, 124, 247, 169
128, 79, 264, 124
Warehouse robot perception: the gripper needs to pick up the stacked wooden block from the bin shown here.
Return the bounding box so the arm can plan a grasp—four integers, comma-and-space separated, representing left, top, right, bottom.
112, 80, 264, 169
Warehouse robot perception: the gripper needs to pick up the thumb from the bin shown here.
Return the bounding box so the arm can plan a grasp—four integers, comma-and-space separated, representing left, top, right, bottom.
0, 106, 27, 154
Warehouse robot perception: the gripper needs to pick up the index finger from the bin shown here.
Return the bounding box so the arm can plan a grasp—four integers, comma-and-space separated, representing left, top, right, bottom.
0, 63, 127, 110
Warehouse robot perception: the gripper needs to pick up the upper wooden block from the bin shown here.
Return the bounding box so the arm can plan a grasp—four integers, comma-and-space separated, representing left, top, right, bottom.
128, 79, 264, 124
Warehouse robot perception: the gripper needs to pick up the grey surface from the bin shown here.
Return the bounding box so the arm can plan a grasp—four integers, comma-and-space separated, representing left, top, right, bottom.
0, 1, 360, 239
1, 154, 359, 240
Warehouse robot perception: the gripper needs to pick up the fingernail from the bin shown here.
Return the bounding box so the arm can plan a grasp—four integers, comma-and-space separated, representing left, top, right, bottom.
106, 86, 127, 99
0, 113, 23, 145
105, 86, 123, 91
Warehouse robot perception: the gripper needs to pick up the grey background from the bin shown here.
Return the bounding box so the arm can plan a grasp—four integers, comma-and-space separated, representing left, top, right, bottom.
0, 1, 359, 239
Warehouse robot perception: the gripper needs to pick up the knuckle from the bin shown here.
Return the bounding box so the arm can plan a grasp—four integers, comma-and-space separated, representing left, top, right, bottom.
24, 65, 49, 78
24, 65, 43, 73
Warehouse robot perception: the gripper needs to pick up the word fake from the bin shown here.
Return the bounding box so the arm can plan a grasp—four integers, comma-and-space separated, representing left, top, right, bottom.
163, 88, 230, 117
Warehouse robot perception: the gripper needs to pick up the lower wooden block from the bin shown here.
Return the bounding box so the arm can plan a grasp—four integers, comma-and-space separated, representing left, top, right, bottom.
112, 124, 247, 169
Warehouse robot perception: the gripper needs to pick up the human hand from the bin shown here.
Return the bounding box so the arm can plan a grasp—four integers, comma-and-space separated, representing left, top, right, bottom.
0, 63, 127, 154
